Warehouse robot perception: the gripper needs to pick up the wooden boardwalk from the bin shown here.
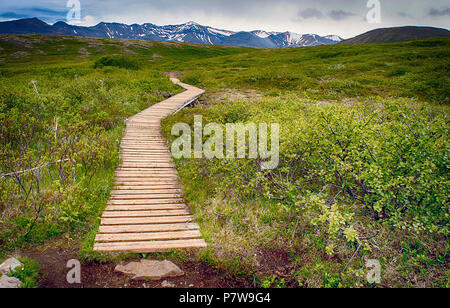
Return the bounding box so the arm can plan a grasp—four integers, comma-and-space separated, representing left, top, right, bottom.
93, 78, 207, 253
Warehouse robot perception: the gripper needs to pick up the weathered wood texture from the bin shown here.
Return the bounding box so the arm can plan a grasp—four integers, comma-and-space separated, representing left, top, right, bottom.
93, 78, 207, 252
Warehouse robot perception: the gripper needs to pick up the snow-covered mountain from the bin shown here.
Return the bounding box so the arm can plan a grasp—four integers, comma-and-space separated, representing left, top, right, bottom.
325, 35, 344, 42
0, 18, 343, 48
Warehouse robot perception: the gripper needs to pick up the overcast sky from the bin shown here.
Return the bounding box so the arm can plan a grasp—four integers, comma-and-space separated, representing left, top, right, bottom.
0, 0, 449, 38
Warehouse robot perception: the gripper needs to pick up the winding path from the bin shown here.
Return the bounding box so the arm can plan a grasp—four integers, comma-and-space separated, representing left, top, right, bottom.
93, 78, 207, 253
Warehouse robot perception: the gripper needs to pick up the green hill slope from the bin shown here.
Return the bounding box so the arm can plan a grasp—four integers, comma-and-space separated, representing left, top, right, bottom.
340, 26, 450, 45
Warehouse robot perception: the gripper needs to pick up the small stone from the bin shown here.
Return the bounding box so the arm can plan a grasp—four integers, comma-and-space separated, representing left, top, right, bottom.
161, 280, 175, 288
0, 275, 22, 288
0, 258, 23, 275
115, 260, 184, 281
189, 284, 194, 288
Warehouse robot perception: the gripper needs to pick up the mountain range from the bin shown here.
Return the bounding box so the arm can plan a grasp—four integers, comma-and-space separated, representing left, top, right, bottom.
0, 18, 343, 48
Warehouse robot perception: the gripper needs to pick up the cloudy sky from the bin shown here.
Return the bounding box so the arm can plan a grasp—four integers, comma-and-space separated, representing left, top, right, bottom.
0, 0, 449, 38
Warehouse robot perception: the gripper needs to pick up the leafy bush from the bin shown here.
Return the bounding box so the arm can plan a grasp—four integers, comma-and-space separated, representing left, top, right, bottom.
94, 56, 141, 70
0, 62, 180, 252
163, 94, 449, 286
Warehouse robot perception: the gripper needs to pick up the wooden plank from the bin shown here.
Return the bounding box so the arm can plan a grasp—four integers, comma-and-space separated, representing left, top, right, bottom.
114, 175, 178, 179
121, 135, 163, 138
119, 155, 173, 159
119, 159, 173, 162
119, 154, 172, 158
121, 138, 166, 140
101, 216, 194, 225
102, 209, 190, 218
98, 223, 200, 233
110, 192, 182, 196
93, 239, 207, 252
95, 230, 202, 242
115, 181, 181, 189
108, 199, 184, 205
111, 189, 182, 194
120, 150, 171, 154
115, 168, 178, 172
120, 147, 170, 151
114, 172, 178, 176
113, 186, 182, 190
114, 178, 179, 183
109, 194, 183, 200
119, 151, 171, 154
115, 172, 178, 176
105, 204, 188, 211
119, 164, 175, 168
121, 144, 168, 148
113, 182, 180, 186
114, 174, 178, 178
121, 139, 166, 141
114, 179, 180, 183
121, 141, 166, 143
121, 140, 167, 143
116, 168, 177, 172
120, 158, 173, 161
120, 160, 173, 164
120, 143, 167, 146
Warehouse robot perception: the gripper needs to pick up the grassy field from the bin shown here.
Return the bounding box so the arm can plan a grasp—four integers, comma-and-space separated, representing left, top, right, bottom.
0, 34, 448, 288
165, 37, 449, 288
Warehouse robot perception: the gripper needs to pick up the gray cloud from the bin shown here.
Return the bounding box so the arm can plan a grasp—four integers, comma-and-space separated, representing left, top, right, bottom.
298, 8, 324, 19
0, 2, 68, 22
328, 10, 355, 21
429, 7, 450, 16
0, 12, 29, 19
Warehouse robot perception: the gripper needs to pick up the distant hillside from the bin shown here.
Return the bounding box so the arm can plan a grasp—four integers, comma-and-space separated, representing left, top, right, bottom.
0, 18, 343, 49
341, 26, 450, 45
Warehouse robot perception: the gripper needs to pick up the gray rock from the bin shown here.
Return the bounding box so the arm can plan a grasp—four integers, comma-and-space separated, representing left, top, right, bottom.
161, 280, 175, 288
115, 260, 184, 281
0, 258, 23, 275
0, 275, 22, 288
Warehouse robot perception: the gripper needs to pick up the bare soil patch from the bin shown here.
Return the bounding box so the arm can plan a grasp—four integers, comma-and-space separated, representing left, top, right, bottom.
20, 245, 252, 288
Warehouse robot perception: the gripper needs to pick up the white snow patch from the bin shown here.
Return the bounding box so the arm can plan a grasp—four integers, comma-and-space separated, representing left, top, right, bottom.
325, 35, 343, 42
208, 27, 234, 36
253, 31, 271, 38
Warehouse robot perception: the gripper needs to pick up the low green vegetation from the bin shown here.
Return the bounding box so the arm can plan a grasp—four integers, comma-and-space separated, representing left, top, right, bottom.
94, 55, 141, 70
161, 37, 450, 288
0, 34, 448, 288
0, 257, 40, 288
10, 257, 41, 288
162, 95, 448, 287
0, 44, 182, 254
173, 38, 450, 105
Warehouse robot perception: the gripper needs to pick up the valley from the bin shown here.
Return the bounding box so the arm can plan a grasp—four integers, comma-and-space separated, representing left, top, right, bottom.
0, 33, 448, 288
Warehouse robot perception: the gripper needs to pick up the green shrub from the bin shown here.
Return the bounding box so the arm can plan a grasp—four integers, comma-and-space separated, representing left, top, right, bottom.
9, 257, 40, 288
166, 96, 449, 251
94, 56, 141, 70
0, 62, 180, 252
